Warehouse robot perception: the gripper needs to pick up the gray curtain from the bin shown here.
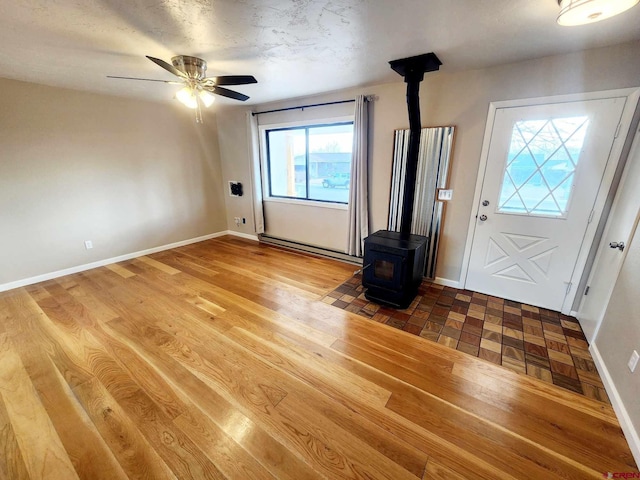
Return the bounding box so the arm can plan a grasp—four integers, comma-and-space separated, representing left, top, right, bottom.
246, 111, 265, 234
346, 95, 369, 256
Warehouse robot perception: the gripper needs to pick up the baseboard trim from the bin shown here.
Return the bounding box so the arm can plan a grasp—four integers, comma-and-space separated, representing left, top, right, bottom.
433, 277, 461, 288
590, 343, 640, 466
0, 231, 231, 293
225, 230, 259, 241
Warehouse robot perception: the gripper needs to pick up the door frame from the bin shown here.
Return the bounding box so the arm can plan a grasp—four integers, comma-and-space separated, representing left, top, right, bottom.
460, 88, 640, 314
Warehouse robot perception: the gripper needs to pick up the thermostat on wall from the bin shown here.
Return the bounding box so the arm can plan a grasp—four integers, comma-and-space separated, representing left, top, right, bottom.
229, 181, 243, 197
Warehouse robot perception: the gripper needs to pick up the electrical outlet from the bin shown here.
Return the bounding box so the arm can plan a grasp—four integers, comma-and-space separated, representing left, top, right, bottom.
628, 350, 639, 373
84, 240, 93, 250
242, 217, 246, 224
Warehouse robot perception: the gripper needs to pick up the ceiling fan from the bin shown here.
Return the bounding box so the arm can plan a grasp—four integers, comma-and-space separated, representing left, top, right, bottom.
108, 55, 257, 123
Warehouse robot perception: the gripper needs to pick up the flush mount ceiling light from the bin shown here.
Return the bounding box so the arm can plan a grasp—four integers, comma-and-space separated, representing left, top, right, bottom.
557, 0, 640, 26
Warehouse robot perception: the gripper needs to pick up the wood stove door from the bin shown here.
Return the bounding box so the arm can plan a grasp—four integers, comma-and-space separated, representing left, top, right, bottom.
363, 252, 405, 291
465, 96, 627, 312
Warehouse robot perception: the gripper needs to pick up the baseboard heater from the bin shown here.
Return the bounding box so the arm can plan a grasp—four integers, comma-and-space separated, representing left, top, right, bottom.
258, 235, 362, 265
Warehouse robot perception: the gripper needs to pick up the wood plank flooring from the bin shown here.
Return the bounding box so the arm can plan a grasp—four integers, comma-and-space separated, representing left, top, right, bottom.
0, 235, 636, 479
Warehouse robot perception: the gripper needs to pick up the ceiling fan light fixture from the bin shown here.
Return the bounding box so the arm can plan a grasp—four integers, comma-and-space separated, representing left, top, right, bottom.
109, 55, 255, 124
175, 86, 215, 109
199, 90, 215, 107
557, 0, 640, 26
176, 86, 198, 109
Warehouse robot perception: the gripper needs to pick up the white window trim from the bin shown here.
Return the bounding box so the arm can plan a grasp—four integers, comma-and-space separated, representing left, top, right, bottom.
258, 115, 354, 210
264, 196, 349, 210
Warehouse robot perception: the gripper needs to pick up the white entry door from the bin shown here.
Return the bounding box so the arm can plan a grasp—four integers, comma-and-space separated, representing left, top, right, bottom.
465, 98, 626, 311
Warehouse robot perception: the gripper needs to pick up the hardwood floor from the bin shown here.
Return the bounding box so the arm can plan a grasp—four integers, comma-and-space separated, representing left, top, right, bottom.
0, 235, 636, 479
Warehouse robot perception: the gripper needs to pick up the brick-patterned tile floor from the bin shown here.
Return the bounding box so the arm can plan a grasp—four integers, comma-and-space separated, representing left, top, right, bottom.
323, 274, 609, 403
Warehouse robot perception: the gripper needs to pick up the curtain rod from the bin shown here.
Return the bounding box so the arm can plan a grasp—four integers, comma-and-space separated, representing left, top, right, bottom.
252, 98, 363, 117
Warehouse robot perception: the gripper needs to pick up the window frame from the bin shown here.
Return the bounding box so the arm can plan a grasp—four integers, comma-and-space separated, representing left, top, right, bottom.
259, 116, 354, 210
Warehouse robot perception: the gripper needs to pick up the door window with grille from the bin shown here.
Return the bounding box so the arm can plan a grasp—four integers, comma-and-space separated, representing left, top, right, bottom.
497, 116, 589, 218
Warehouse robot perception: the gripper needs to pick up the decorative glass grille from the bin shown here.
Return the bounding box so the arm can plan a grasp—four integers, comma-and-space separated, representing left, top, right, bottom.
497, 116, 589, 217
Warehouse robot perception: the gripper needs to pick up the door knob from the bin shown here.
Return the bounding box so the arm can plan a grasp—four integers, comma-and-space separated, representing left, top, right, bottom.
479, 214, 488, 221
482, 200, 490, 206
609, 241, 625, 252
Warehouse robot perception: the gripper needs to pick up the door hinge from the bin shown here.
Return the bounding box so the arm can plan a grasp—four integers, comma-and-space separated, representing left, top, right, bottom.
566, 282, 573, 295
585, 286, 590, 296
614, 123, 622, 139
588, 210, 595, 223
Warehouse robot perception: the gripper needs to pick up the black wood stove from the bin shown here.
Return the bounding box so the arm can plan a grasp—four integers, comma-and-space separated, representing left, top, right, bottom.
363, 231, 427, 308
363, 52, 441, 309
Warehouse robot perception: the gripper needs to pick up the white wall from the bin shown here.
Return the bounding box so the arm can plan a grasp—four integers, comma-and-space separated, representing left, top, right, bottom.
0, 78, 227, 286
217, 109, 255, 236
217, 40, 640, 282
262, 201, 348, 251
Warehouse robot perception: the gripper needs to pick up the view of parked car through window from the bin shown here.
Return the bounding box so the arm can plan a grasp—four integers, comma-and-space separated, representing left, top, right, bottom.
322, 173, 350, 189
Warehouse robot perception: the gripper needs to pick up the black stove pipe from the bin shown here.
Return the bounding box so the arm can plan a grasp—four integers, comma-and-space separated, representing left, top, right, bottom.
400, 77, 423, 234
389, 53, 442, 235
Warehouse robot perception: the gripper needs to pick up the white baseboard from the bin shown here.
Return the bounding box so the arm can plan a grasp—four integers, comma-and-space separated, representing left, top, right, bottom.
225, 230, 259, 241
0, 230, 236, 293
590, 343, 640, 467
433, 277, 461, 289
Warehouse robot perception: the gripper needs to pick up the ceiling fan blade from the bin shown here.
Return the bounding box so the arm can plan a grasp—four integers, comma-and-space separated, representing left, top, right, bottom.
208, 75, 257, 86
146, 56, 188, 79
107, 75, 183, 84
206, 86, 250, 102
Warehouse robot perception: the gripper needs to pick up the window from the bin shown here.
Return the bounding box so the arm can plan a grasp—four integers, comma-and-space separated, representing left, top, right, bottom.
264, 122, 354, 204
497, 116, 589, 217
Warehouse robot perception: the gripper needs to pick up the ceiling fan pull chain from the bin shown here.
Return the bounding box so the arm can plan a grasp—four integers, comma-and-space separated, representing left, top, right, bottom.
195, 96, 203, 124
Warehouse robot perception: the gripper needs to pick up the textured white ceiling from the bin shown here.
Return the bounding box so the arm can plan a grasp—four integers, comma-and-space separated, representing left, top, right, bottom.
0, 0, 638, 106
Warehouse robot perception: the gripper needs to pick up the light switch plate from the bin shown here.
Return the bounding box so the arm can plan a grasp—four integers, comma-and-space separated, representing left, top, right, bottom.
628, 350, 639, 372
438, 189, 453, 201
